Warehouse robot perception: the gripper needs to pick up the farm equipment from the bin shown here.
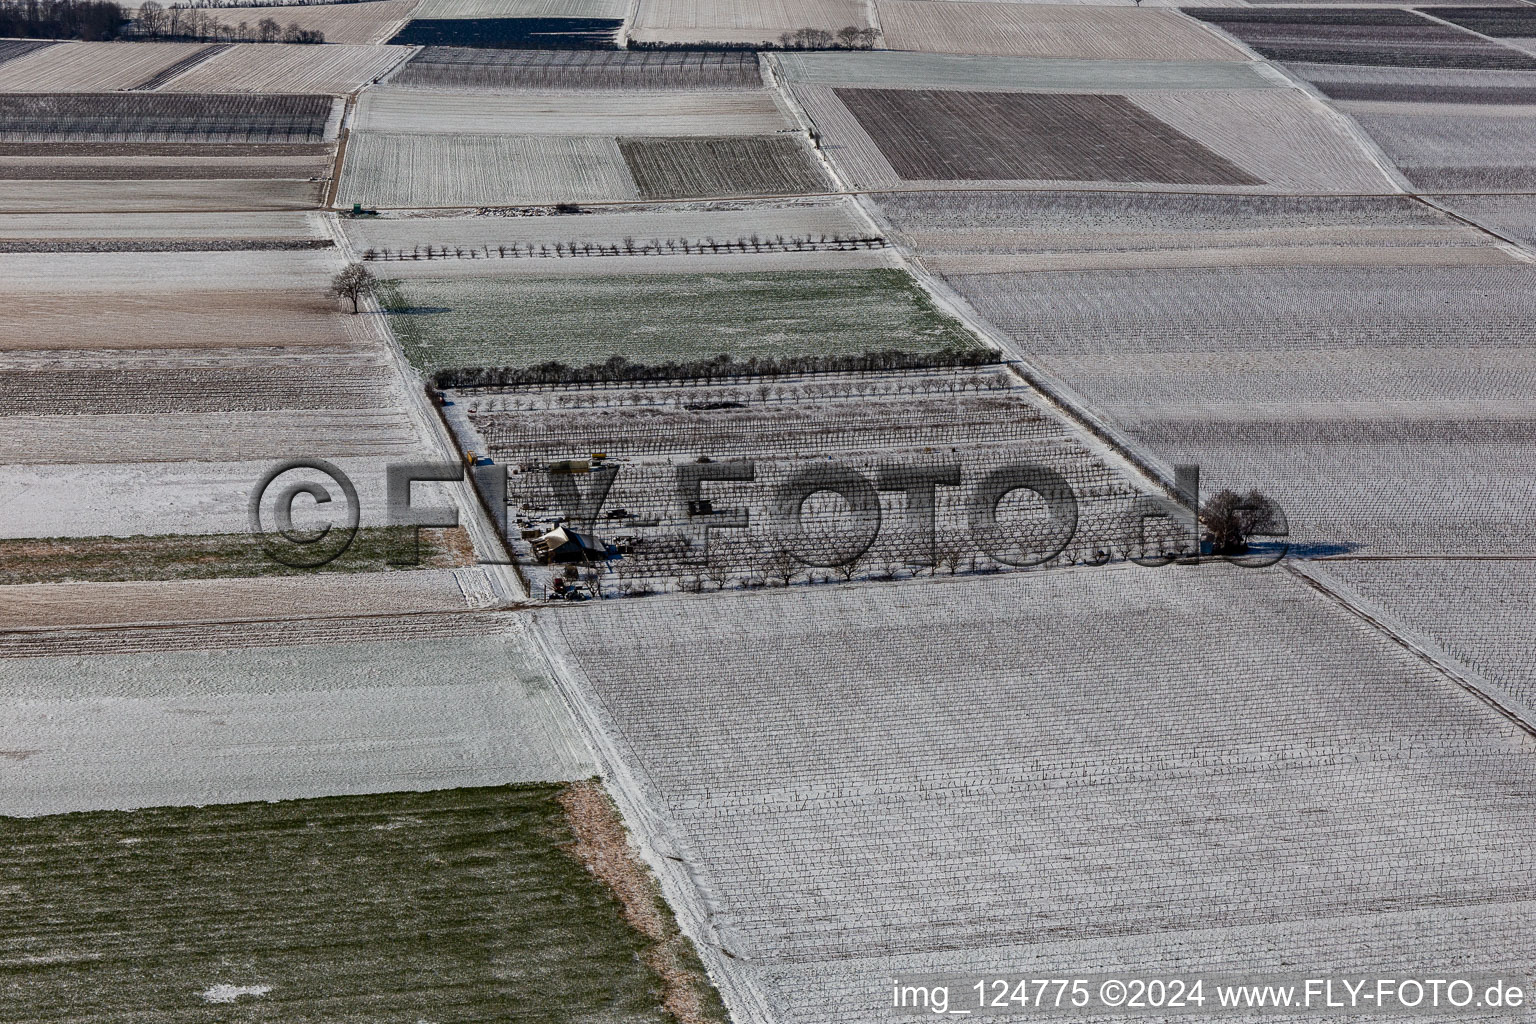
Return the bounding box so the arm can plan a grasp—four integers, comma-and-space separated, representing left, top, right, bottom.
348, 202, 379, 218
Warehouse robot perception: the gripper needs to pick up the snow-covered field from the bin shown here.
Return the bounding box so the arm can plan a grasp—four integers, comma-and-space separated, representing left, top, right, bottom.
0, 617, 593, 815
629, 0, 869, 45
542, 566, 1536, 1019
182, 0, 420, 46
0, 210, 326, 241
774, 50, 1281, 90
162, 43, 411, 94
354, 87, 794, 135
787, 80, 1394, 193
338, 131, 639, 207
0, 41, 209, 91
0, 178, 323, 213
1307, 559, 1536, 724
2, 248, 343, 293
874, 1, 1249, 60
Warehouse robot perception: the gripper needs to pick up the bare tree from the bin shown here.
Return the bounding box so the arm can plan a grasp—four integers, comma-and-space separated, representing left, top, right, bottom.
256, 14, 279, 40
1200, 489, 1283, 555
935, 530, 966, 576
136, 0, 166, 35
704, 558, 733, 591
834, 548, 864, 582
329, 262, 377, 314
765, 546, 801, 587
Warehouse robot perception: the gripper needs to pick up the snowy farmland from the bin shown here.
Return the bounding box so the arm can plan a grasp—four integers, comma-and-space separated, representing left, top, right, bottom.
5, 7, 1536, 1022
462, 366, 1181, 592
930, 257, 1536, 555
0, 616, 592, 815
541, 566, 1536, 1019
354, 87, 794, 135
392, 46, 766, 90
0, 41, 211, 91
338, 131, 638, 207
784, 73, 1393, 193
874, 1, 1248, 61
161, 43, 412, 94
184, 0, 421, 45
628, 0, 870, 46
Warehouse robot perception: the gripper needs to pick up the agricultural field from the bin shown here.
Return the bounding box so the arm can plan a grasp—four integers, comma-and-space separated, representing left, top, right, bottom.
0, 92, 338, 211
0, 177, 324, 212
773, 49, 1280, 91
392, 46, 765, 90
414, 0, 628, 16
1189, 8, 1536, 68
1345, 108, 1536, 189
792, 80, 1390, 192
0, 209, 325, 242
0, 40, 56, 68
875, 1, 1248, 60
1308, 560, 1536, 724
1419, 5, 1536, 37
338, 130, 637, 207
935, 258, 1536, 555
834, 87, 1260, 185
540, 565, 1536, 1018
876, 190, 1502, 271
388, 15, 624, 47
355, 86, 793, 134
459, 366, 1178, 593
381, 269, 981, 373
619, 135, 829, 199
162, 42, 411, 93
0, 455, 464, 539
188, 0, 421, 44
3, 288, 357, 350
0, 41, 211, 92
627, 0, 869, 46
0, 527, 472, 585
0, 784, 728, 1023
6, 1, 1534, 1019
0, 612, 592, 813
0, 92, 337, 141
0, 568, 496, 630
1431, 193, 1536, 248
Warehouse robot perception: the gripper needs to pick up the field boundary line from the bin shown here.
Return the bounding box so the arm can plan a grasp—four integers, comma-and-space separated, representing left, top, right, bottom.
324, 213, 527, 601
1260, 58, 1413, 193
1284, 561, 1536, 741
376, 2, 422, 45
527, 618, 777, 1024
1417, 193, 1536, 263
617, 0, 641, 48
1413, 6, 1536, 59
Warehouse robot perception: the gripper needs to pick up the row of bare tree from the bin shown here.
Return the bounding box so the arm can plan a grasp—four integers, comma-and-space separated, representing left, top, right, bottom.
132, 1, 322, 41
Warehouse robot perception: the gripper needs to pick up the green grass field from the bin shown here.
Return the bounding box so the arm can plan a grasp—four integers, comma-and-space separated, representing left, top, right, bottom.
0, 527, 471, 585
380, 269, 981, 374
0, 785, 708, 1023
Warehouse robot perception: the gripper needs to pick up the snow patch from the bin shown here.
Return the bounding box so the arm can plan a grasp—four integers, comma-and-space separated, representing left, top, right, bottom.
201, 984, 272, 1004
